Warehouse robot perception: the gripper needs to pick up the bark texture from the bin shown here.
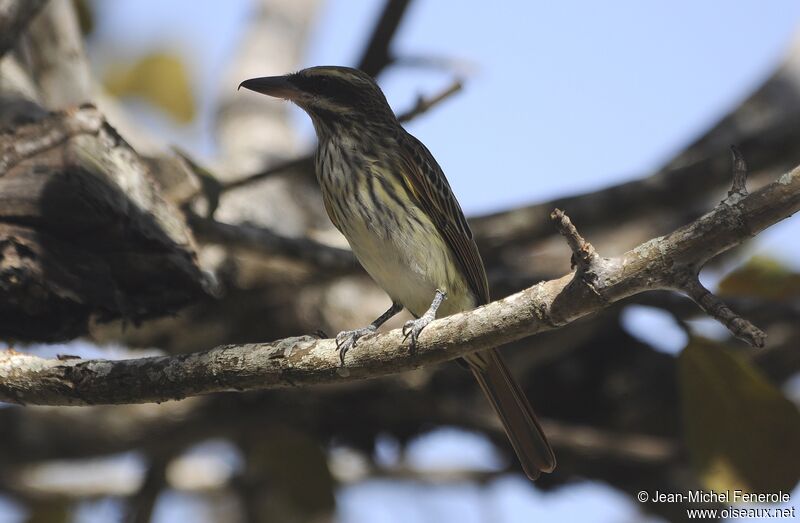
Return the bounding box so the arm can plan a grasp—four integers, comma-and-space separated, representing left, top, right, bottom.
0, 105, 209, 341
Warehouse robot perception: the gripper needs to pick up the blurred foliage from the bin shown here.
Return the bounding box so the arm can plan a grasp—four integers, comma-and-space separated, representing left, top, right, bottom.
25, 499, 70, 523
679, 338, 800, 493
103, 52, 196, 124
718, 256, 800, 301
242, 427, 335, 520
72, 0, 94, 35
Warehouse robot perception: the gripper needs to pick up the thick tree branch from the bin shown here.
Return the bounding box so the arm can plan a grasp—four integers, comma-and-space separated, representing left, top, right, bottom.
1, 161, 798, 406
0, 105, 210, 341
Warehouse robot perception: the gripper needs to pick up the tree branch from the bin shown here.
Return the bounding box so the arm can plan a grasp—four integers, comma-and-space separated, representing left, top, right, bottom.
0, 0, 48, 59
397, 79, 463, 123
1, 159, 797, 406
677, 272, 765, 347
124, 449, 174, 523
728, 145, 748, 198
551, 208, 601, 272
22, 0, 92, 108
0, 105, 210, 341
356, 0, 413, 77
187, 211, 357, 273
217, 155, 312, 195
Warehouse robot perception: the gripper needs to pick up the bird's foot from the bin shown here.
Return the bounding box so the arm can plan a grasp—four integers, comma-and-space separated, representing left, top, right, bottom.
403, 289, 447, 354
402, 313, 435, 354
402, 289, 447, 353
335, 325, 377, 365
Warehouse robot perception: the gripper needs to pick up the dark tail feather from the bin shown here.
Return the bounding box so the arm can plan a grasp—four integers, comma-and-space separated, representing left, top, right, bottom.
464, 349, 556, 480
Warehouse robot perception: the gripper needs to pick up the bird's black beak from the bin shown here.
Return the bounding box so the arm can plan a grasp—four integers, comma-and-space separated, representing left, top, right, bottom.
238, 75, 300, 100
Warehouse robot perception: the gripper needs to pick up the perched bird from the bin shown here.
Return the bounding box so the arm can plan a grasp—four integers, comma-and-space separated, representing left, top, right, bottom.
239, 66, 556, 480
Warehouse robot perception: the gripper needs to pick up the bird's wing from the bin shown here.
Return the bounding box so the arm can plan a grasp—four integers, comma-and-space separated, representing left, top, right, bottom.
320, 190, 342, 232
316, 152, 343, 232
396, 131, 490, 305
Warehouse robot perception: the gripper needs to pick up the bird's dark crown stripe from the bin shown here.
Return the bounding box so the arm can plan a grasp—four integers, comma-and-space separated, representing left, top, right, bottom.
300, 75, 361, 105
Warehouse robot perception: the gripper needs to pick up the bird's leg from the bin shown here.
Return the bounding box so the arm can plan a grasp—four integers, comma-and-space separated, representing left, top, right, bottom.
335, 302, 403, 365
403, 289, 447, 353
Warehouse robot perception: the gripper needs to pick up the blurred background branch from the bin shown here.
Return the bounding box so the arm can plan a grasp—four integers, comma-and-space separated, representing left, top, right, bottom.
0, 0, 47, 59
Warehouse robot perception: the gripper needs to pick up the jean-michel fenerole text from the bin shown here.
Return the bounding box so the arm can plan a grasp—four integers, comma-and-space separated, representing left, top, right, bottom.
651, 490, 791, 504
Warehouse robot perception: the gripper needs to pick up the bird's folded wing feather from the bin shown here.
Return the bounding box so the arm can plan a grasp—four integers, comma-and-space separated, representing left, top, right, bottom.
396, 131, 490, 306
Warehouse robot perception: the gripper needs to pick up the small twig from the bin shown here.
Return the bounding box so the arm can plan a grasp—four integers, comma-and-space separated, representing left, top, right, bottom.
392, 55, 478, 76
397, 79, 463, 123
676, 271, 766, 348
728, 145, 748, 198
550, 208, 600, 272
219, 155, 313, 194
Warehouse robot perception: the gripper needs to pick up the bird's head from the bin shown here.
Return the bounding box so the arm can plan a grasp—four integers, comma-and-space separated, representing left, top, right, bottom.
239, 66, 395, 126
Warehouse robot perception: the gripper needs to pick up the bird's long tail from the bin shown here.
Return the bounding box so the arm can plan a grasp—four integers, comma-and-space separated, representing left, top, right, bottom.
464, 349, 556, 480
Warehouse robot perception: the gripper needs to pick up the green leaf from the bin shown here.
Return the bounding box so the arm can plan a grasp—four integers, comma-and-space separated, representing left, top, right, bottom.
103, 52, 196, 123
679, 338, 800, 492
718, 256, 800, 301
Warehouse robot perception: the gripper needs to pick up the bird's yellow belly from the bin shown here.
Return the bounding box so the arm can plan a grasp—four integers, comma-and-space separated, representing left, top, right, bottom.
317, 140, 476, 318
335, 192, 474, 318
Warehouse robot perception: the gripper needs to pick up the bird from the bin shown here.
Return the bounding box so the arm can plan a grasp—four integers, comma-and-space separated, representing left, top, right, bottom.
239, 66, 556, 480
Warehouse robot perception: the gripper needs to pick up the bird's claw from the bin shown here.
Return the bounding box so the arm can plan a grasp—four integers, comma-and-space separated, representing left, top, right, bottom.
334, 326, 376, 365
402, 315, 433, 354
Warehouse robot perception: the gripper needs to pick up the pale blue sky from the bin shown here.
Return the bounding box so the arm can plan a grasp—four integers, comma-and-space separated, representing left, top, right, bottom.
10, 2, 800, 522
